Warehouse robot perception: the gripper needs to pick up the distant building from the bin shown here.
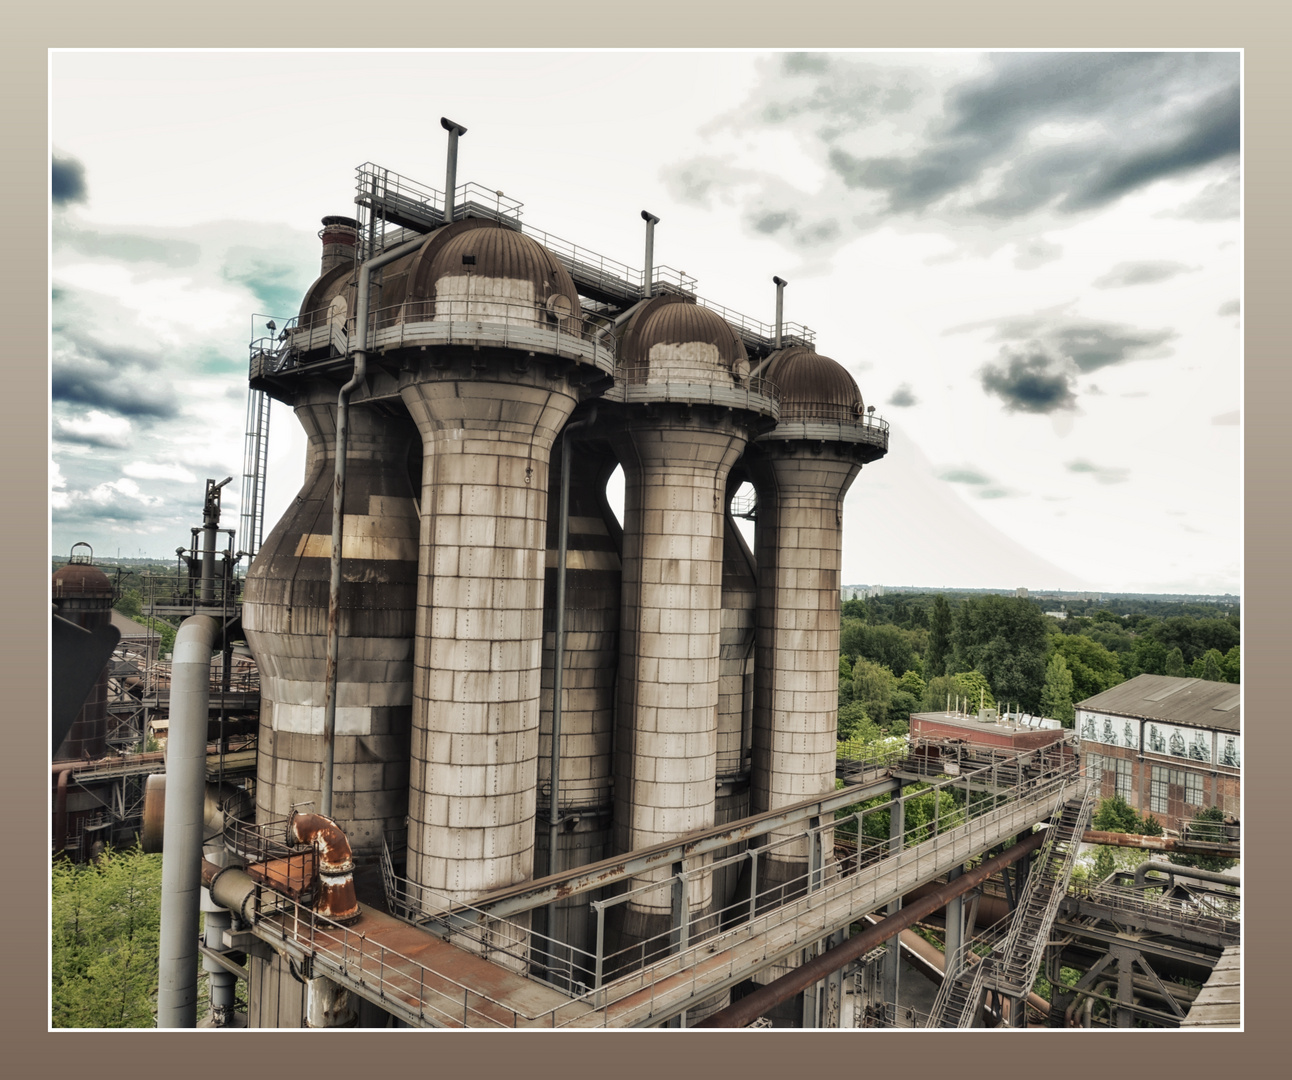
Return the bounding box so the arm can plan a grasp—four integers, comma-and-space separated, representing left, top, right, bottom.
910, 708, 1066, 753
841, 586, 864, 601
1044, 610, 1067, 620
1016, 587, 1028, 598
1075, 674, 1240, 833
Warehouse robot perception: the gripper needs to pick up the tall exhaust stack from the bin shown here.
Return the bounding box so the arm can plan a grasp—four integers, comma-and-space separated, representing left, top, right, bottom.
772, 276, 787, 348
641, 211, 659, 298
441, 117, 468, 224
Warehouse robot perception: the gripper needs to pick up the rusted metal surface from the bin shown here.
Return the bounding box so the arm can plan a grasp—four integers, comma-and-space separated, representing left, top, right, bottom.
1082, 830, 1241, 858
244, 853, 319, 901
288, 811, 360, 924
695, 829, 1049, 1027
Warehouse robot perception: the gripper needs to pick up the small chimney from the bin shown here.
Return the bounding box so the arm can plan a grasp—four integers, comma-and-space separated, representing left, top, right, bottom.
319, 216, 359, 274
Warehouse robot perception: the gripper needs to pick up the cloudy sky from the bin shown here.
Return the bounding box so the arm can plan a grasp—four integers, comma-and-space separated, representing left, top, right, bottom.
50, 50, 1241, 594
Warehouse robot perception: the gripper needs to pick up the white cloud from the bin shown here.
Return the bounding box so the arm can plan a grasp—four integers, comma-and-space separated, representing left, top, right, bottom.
53, 408, 133, 448
122, 461, 197, 482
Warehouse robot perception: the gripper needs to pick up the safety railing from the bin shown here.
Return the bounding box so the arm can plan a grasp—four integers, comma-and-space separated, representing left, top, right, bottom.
1067, 881, 1240, 938
242, 746, 1075, 1027
608, 362, 780, 417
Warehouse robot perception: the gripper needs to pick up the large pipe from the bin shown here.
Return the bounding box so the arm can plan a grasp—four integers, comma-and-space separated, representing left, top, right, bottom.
696, 828, 1048, 1027
441, 117, 467, 224
200, 477, 232, 602
1084, 830, 1240, 858
641, 211, 660, 298
320, 230, 428, 817
1132, 860, 1240, 891
157, 614, 218, 1028
287, 811, 360, 924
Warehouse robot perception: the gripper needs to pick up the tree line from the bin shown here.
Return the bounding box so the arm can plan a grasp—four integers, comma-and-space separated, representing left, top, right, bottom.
837, 593, 1239, 737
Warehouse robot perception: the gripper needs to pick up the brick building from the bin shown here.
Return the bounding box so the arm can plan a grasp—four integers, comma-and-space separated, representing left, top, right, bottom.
1075, 674, 1240, 834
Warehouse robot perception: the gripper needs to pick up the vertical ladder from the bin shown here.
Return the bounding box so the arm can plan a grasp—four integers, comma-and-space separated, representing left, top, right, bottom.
239, 388, 271, 560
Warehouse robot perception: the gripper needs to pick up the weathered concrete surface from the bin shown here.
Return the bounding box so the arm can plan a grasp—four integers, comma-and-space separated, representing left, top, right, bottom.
244, 391, 419, 859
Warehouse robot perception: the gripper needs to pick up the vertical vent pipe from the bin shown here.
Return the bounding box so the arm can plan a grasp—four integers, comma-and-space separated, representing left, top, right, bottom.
441, 117, 468, 224
773, 275, 787, 349
641, 211, 660, 298
320, 229, 429, 818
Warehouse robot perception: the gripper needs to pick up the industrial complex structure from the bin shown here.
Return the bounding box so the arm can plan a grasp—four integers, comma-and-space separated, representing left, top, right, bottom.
55, 125, 1239, 1030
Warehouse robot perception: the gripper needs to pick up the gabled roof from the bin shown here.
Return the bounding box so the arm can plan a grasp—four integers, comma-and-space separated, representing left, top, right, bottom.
1076, 674, 1240, 733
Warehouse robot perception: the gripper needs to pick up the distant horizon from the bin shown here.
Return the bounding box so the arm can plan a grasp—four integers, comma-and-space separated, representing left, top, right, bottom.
48, 550, 1241, 602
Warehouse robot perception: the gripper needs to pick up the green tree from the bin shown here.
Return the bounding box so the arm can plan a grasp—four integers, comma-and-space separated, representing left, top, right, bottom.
951, 595, 1049, 711
1191, 648, 1226, 683
850, 657, 898, 727
925, 595, 952, 679
114, 588, 143, 620
1040, 652, 1076, 726
1053, 634, 1124, 703
52, 845, 164, 1028
837, 700, 881, 744
1164, 646, 1187, 678
1221, 645, 1240, 684
921, 670, 997, 713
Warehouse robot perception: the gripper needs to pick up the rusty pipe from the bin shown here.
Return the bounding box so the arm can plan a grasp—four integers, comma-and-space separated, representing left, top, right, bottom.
288, 811, 360, 924
1083, 830, 1240, 858
201, 859, 260, 925
696, 828, 1048, 1027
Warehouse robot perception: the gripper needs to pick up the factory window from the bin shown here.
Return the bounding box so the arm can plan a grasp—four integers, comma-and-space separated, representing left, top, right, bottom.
1086, 753, 1102, 782
1150, 767, 1171, 814
1114, 757, 1133, 800
1185, 772, 1204, 806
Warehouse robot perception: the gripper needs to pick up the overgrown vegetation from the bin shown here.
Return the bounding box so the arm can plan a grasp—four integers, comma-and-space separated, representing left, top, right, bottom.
52, 845, 163, 1028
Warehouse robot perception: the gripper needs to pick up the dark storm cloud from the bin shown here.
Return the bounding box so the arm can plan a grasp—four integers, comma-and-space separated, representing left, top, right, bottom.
52, 155, 87, 206
753, 211, 795, 234
52, 425, 130, 451
1093, 261, 1196, 289
977, 487, 1018, 500
1217, 299, 1240, 316
949, 306, 1175, 414
828, 53, 1239, 219
52, 497, 151, 526
887, 383, 918, 407
52, 323, 179, 419
979, 346, 1079, 414
1066, 459, 1131, 484
951, 311, 1176, 374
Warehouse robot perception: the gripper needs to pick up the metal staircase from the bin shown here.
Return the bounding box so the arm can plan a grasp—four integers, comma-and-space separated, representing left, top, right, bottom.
926, 780, 1095, 1028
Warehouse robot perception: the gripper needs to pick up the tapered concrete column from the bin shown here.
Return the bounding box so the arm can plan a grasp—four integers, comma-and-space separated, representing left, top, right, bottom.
749, 449, 860, 888
401, 366, 578, 908
610, 412, 748, 940
244, 389, 419, 859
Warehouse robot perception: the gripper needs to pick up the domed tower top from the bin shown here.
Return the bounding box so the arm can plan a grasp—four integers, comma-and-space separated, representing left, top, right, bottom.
618, 294, 749, 385
759, 345, 888, 459
418, 220, 582, 329
761, 345, 863, 421
52, 543, 114, 604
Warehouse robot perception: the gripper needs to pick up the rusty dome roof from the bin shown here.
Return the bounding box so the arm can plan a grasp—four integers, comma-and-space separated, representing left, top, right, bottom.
423, 222, 580, 311
619, 295, 748, 369
52, 559, 114, 600
762, 346, 864, 416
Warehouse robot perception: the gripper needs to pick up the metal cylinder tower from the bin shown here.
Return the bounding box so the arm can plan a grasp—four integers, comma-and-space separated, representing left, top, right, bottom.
242, 384, 421, 860
748, 346, 888, 889
395, 220, 607, 937
605, 295, 778, 957
52, 544, 114, 762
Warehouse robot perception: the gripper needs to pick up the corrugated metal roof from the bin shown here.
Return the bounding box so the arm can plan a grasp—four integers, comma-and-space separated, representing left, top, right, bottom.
762, 345, 863, 415
1076, 674, 1240, 733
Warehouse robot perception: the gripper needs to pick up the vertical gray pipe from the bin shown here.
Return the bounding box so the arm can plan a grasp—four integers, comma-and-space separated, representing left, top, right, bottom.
441, 117, 468, 224
641, 211, 660, 298
157, 614, 218, 1028
321, 232, 429, 818
772, 276, 787, 349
